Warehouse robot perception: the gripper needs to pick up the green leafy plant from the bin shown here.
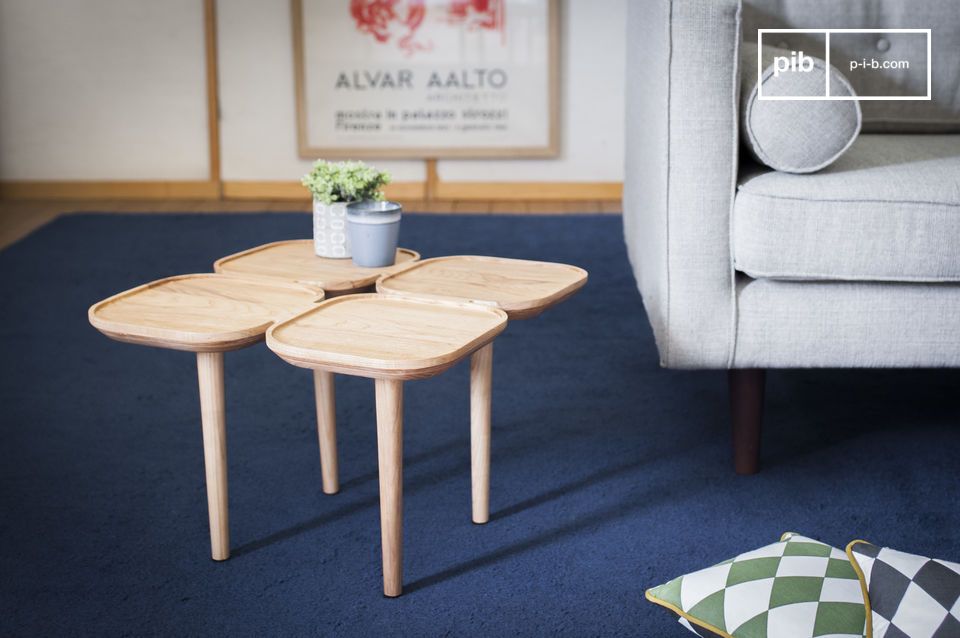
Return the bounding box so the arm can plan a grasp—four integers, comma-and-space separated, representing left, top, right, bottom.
301, 160, 391, 204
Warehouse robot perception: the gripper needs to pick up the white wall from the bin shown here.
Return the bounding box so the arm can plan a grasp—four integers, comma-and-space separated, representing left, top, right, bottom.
0, 0, 209, 180
0, 0, 626, 184
218, 0, 626, 183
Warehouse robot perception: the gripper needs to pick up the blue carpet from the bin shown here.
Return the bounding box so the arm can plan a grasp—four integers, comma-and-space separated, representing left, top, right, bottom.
1, 212, 958, 636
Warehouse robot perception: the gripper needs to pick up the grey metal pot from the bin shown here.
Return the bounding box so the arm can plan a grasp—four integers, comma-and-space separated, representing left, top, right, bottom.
346, 201, 402, 268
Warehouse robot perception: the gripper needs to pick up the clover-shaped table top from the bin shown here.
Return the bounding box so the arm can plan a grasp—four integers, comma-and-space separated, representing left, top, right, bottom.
266, 294, 507, 380
214, 240, 420, 294
376, 255, 588, 319
89, 274, 321, 352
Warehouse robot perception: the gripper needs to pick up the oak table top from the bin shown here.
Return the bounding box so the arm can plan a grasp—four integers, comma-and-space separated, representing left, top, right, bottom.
213, 240, 420, 295
266, 294, 507, 380
376, 255, 588, 319
89, 273, 322, 352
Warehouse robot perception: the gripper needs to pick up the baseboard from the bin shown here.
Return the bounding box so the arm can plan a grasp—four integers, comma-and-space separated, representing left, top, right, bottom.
0, 179, 623, 203
436, 181, 622, 201
221, 180, 426, 201
221, 180, 622, 201
0, 180, 221, 200
220, 181, 309, 200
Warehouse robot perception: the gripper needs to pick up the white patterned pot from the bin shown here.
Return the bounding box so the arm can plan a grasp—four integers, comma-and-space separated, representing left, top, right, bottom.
312, 199, 351, 258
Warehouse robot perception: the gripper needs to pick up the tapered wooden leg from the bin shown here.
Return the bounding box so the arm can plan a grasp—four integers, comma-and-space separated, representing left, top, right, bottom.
470, 343, 493, 524
729, 368, 766, 475
197, 351, 229, 560
375, 378, 404, 597
314, 370, 339, 495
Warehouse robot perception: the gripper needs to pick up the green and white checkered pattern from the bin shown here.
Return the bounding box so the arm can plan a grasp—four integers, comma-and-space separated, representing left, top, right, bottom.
647, 533, 867, 638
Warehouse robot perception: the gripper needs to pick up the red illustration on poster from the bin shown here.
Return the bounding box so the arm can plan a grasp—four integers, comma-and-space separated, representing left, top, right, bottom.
350, 0, 505, 55
447, 0, 505, 35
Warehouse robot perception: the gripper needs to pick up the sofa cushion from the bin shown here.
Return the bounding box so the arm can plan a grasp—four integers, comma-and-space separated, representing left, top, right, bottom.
646, 532, 866, 638
740, 42, 861, 173
733, 135, 960, 282
847, 541, 960, 638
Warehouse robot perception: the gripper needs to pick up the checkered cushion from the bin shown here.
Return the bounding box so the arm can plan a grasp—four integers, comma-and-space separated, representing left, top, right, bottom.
847, 541, 960, 638
647, 533, 867, 637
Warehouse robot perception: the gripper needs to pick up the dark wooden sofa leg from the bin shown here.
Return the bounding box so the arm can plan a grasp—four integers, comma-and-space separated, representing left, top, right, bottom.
728, 369, 766, 475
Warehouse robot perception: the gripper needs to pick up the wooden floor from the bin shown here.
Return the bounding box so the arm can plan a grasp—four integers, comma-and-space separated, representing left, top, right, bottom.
0, 198, 621, 250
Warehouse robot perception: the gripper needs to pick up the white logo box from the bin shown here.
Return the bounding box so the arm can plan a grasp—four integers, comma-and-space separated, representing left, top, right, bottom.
756, 28, 931, 101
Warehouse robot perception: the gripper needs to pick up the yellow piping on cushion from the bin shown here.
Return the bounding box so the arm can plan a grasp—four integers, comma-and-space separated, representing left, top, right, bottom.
645, 588, 733, 638
846, 540, 875, 638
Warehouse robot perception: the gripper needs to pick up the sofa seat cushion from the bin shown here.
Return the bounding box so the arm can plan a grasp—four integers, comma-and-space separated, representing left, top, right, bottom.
733, 135, 960, 282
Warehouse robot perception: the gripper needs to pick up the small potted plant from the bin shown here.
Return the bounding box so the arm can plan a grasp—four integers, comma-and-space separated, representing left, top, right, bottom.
301, 160, 391, 258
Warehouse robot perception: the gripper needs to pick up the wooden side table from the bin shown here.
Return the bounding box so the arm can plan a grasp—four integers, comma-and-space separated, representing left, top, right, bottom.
266, 294, 507, 596
377, 255, 588, 523
214, 240, 421, 496
88, 274, 320, 561
376, 255, 588, 319
213, 240, 419, 296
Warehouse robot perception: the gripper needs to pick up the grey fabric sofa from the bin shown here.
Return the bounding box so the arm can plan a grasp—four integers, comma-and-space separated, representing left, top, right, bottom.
623, 0, 960, 473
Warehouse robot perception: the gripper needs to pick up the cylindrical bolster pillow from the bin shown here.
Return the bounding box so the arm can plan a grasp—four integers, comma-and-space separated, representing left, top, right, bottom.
740, 42, 861, 173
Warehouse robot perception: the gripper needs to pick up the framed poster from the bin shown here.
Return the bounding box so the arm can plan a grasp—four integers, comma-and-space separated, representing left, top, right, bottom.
292, 0, 559, 159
